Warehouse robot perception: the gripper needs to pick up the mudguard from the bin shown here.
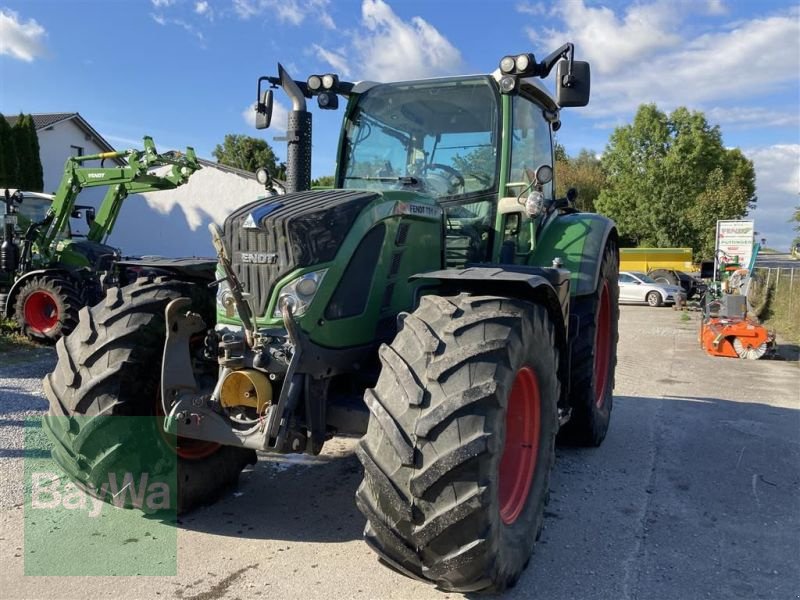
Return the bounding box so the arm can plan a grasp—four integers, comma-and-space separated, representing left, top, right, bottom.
529, 213, 617, 297
412, 265, 570, 338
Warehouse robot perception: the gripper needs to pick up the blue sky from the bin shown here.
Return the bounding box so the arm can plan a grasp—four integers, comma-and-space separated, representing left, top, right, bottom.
1, 0, 798, 249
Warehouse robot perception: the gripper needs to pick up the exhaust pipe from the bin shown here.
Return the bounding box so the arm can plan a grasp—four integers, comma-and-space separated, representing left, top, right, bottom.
278, 64, 312, 193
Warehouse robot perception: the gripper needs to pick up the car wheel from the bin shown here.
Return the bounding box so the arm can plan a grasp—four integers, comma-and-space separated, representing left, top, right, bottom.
646, 291, 663, 307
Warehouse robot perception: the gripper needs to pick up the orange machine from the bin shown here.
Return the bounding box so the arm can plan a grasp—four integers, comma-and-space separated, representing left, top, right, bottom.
700, 316, 774, 359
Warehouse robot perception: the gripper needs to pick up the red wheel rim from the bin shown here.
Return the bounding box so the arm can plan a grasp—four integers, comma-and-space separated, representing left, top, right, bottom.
498, 366, 541, 525
24, 290, 59, 333
594, 281, 612, 408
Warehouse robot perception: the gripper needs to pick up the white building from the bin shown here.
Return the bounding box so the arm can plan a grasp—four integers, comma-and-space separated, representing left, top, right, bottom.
112, 158, 275, 257
4, 113, 276, 257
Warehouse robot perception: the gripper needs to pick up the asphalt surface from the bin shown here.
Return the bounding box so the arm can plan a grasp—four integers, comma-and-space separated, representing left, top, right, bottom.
755, 253, 799, 269
1, 306, 798, 599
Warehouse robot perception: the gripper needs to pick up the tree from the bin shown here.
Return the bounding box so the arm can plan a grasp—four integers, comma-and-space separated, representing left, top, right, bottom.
0, 113, 17, 188
26, 116, 43, 191
554, 146, 606, 213
311, 175, 335, 188
792, 205, 800, 248
12, 114, 35, 189
212, 134, 285, 179
595, 104, 756, 258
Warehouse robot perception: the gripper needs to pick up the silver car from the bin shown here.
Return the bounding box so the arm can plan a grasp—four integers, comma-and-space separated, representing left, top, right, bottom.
619, 271, 685, 307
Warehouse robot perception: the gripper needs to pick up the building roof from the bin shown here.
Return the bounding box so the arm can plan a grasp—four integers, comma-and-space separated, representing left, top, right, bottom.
3, 112, 117, 155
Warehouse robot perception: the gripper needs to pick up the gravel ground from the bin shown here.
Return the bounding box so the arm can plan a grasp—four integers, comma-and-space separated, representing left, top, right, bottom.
0, 346, 52, 509
1, 306, 798, 599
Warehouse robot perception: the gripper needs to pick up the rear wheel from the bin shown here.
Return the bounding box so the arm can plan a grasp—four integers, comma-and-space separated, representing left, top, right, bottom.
560, 239, 619, 446
356, 293, 560, 592
646, 290, 663, 307
43, 278, 255, 514
13, 275, 82, 341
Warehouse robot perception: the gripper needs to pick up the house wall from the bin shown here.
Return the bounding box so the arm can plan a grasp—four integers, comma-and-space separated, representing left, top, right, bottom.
37, 119, 114, 235
106, 166, 272, 257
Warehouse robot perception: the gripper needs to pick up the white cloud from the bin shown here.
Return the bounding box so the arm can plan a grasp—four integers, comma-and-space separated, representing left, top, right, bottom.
706, 106, 800, 130
534, 3, 800, 119
151, 13, 167, 26
0, 9, 46, 62
744, 144, 800, 250
151, 0, 175, 6
516, 2, 546, 16
232, 0, 334, 29
536, 1, 682, 75
195, 1, 213, 19
314, 0, 462, 82
242, 100, 289, 134
312, 45, 351, 78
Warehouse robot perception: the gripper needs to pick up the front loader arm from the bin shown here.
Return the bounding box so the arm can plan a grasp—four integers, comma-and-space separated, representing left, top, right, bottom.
37, 137, 201, 249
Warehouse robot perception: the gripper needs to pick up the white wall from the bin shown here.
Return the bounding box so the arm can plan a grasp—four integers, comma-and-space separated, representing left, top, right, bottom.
106, 166, 271, 257
37, 119, 111, 234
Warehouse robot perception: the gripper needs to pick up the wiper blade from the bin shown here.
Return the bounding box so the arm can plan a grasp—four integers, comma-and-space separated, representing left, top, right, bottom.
345, 176, 420, 185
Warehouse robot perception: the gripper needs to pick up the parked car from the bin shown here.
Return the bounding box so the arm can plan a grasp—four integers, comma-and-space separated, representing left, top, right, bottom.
619, 271, 685, 307
648, 268, 706, 299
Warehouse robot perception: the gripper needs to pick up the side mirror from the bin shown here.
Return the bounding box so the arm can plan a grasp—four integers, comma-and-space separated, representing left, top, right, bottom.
566, 187, 578, 203
556, 60, 590, 107
85, 207, 96, 226
71, 209, 82, 219
256, 89, 273, 130
534, 164, 553, 185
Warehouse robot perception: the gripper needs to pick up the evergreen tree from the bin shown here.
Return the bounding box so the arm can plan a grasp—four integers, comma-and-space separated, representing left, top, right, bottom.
12, 114, 34, 189
0, 113, 17, 188
26, 116, 43, 191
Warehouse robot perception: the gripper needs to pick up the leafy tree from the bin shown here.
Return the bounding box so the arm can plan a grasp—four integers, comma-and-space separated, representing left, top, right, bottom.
311, 175, 335, 188
554, 146, 605, 213
212, 134, 285, 179
0, 113, 17, 188
595, 104, 756, 258
792, 205, 800, 248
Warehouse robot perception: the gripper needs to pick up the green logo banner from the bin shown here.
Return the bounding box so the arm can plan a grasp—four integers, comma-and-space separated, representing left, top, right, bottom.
24, 416, 178, 576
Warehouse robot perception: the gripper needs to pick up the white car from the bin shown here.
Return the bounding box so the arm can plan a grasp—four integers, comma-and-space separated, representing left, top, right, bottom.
619, 271, 685, 307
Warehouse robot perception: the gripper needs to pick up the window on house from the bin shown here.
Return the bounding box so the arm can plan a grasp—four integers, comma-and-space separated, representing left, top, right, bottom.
70, 145, 84, 157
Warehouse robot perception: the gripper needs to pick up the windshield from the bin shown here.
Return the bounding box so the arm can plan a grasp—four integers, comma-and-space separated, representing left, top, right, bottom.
340, 77, 499, 200
16, 198, 51, 224
632, 272, 657, 284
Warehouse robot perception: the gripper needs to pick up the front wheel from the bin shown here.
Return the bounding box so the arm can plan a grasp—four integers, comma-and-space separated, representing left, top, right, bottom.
43, 278, 256, 514
356, 293, 560, 592
647, 290, 663, 307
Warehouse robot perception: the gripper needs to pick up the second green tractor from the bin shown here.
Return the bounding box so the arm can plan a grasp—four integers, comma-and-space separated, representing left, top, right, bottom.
44, 43, 619, 591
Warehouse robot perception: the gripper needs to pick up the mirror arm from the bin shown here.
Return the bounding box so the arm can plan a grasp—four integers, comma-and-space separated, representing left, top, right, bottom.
535, 43, 574, 83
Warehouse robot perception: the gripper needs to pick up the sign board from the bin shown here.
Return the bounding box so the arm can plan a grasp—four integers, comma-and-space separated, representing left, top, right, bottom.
715, 219, 754, 274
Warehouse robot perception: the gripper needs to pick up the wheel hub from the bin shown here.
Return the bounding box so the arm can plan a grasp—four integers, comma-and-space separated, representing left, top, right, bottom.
24, 290, 59, 333
498, 366, 541, 525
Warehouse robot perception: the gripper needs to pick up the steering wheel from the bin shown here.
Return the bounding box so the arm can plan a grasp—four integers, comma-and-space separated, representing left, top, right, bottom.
421, 163, 465, 194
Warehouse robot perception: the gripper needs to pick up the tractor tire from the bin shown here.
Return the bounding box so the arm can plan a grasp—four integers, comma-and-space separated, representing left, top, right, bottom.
42, 277, 256, 514
355, 293, 560, 592
13, 275, 82, 342
559, 240, 619, 446
647, 290, 663, 307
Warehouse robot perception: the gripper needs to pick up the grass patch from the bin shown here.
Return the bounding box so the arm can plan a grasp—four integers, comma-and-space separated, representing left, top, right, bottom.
750, 268, 800, 344
0, 317, 37, 353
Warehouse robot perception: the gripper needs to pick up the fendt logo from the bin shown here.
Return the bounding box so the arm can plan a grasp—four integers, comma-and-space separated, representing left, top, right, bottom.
238, 252, 278, 264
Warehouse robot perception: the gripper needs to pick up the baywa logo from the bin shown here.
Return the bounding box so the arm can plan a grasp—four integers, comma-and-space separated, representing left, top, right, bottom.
30, 471, 172, 517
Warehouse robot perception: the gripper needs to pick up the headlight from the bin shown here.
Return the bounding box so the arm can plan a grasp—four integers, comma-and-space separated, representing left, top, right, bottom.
273, 269, 328, 318
216, 278, 236, 318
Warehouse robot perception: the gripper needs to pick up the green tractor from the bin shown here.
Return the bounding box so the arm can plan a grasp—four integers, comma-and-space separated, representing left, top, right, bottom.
43, 43, 618, 591
0, 137, 201, 341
